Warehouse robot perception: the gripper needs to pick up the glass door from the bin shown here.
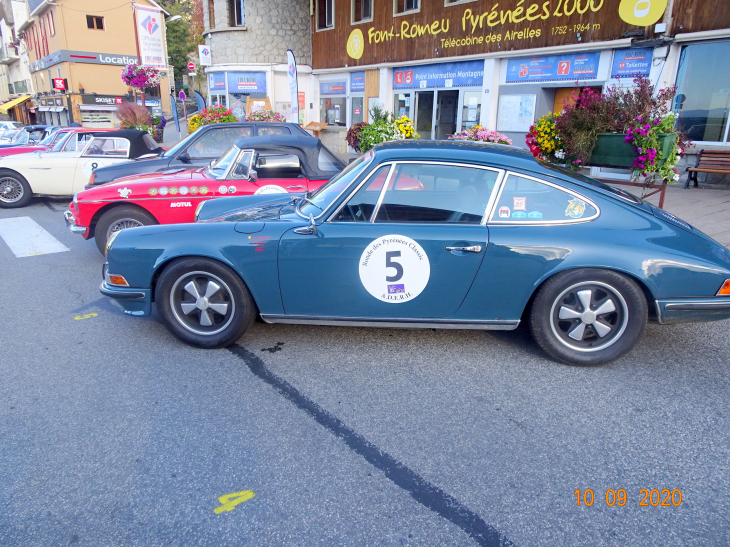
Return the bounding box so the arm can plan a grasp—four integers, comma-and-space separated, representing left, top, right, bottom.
435, 90, 458, 140
415, 91, 434, 139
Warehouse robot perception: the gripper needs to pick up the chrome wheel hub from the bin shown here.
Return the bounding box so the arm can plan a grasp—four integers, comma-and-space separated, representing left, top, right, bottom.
550, 282, 629, 352
171, 272, 235, 335
0, 177, 23, 203
106, 218, 144, 240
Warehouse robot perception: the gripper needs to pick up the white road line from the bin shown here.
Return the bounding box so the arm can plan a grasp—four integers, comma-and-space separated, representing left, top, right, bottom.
0, 216, 69, 258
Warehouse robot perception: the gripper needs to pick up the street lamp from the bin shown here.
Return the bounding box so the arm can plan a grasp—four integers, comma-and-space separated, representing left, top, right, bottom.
166, 15, 182, 23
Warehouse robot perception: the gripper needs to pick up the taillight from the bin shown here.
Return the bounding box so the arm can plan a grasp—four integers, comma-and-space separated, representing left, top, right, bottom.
88, 172, 96, 186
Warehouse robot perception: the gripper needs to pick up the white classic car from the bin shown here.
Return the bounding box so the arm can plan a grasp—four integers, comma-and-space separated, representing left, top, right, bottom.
0, 129, 163, 208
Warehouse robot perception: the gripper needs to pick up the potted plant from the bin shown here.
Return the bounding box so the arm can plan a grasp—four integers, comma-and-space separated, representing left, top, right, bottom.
353, 107, 420, 153
450, 125, 512, 145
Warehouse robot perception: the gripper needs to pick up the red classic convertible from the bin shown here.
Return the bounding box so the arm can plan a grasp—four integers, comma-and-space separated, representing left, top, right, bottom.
65, 135, 346, 253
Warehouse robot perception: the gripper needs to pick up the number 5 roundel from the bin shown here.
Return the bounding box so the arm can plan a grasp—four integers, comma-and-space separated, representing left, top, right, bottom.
359, 235, 430, 303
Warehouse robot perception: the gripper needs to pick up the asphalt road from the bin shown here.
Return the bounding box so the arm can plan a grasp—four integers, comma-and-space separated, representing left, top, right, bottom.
1, 200, 729, 547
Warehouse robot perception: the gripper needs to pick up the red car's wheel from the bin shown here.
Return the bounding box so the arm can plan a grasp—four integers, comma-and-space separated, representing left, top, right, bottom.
95, 205, 158, 254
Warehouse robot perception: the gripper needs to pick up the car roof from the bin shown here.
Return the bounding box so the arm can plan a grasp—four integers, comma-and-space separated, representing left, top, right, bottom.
233, 134, 346, 177
90, 129, 164, 159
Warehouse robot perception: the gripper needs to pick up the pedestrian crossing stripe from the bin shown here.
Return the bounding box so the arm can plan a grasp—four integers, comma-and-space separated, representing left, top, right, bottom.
0, 216, 69, 258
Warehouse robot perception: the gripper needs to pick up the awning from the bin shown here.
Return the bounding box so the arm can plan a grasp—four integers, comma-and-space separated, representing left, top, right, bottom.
79, 104, 117, 111
0, 95, 31, 114
38, 106, 50, 111
51, 106, 65, 112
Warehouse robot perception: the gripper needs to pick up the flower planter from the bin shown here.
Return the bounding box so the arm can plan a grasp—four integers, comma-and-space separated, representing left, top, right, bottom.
588, 133, 677, 169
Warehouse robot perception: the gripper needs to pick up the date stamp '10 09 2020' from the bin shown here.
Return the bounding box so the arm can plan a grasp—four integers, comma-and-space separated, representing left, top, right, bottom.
575, 489, 683, 507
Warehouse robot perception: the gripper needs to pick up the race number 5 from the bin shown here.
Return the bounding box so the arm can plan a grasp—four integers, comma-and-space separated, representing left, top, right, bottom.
385, 251, 403, 282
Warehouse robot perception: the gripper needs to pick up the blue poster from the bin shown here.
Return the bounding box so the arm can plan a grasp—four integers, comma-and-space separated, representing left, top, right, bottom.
506, 52, 600, 83
350, 71, 365, 92
226, 72, 266, 94
611, 48, 653, 78
320, 81, 347, 95
393, 59, 484, 89
208, 72, 225, 91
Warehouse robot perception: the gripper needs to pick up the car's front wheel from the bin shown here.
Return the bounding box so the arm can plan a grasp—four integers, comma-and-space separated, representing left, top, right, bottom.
529, 269, 647, 366
0, 169, 32, 208
95, 205, 158, 254
156, 258, 256, 348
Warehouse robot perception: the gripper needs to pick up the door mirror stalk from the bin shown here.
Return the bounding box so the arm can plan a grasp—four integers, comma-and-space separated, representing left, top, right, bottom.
294, 214, 318, 235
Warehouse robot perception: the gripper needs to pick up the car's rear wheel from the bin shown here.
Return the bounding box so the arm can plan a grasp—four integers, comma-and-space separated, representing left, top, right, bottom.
0, 169, 32, 208
529, 269, 647, 366
95, 205, 158, 254
156, 258, 255, 348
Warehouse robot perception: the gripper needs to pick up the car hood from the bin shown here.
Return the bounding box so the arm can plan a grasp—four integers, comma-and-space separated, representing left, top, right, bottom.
76, 169, 214, 202
196, 194, 296, 222
0, 145, 45, 156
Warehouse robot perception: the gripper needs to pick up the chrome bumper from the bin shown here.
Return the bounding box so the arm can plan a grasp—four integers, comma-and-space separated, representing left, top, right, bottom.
656, 298, 730, 324
64, 210, 86, 234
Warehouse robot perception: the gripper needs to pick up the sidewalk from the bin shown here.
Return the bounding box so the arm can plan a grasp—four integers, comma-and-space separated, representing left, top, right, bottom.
629, 183, 730, 248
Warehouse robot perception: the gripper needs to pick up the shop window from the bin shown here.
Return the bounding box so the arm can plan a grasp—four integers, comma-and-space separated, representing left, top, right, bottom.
461, 91, 481, 130
208, 0, 215, 28
86, 16, 104, 30
374, 163, 500, 223
228, 0, 244, 26
317, 0, 334, 30
394, 0, 419, 16
394, 93, 410, 119
674, 40, 730, 143
320, 97, 346, 126
352, 0, 372, 23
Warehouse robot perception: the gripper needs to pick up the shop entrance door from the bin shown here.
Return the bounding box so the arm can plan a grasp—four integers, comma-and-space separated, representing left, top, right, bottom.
415, 91, 434, 139
435, 90, 458, 140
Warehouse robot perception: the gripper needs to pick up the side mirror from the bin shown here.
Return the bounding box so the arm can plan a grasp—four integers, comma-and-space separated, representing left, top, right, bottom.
178, 152, 192, 164
256, 157, 266, 167
249, 169, 258, 182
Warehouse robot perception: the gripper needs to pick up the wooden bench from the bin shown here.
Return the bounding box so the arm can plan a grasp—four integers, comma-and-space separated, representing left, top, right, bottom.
685, 149, 730, 188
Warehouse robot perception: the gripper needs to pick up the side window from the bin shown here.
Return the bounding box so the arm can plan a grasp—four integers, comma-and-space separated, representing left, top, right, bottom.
255, 153, 302, 179
256, 126, 291, 136
187, 127, 253, 159
317, 147, 341, 171
82, 138, 130, 157
228, 150, 253, 180
492, 173, 597, 222
374, 163, 499, 223
333, 165, 391, 222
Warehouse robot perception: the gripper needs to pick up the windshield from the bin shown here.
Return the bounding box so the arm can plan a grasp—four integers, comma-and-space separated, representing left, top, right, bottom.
541, 163, 643, 204
298, 152, 374, 218
163, 127, 201, 157
51, 131, 74, 152
11, 131, 29, 144
206, 146, 240, 179
1, 130, 18, 141
40, 130, 63, 146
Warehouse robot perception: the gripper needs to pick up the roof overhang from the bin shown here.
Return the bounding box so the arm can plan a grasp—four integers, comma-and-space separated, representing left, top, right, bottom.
0, 96, 31, 114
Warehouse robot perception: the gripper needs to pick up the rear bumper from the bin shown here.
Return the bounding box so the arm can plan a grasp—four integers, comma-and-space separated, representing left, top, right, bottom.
656, 298, 730, 324
64, 209, 88, 236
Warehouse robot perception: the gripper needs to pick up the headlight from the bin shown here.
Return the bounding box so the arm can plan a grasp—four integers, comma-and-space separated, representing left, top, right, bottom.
194, 200, 206, 221
105, 230, 121, 256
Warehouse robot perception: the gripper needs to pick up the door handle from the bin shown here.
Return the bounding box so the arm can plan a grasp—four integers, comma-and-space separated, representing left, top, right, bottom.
287, 185, 305, 190
445, 245, 482, 253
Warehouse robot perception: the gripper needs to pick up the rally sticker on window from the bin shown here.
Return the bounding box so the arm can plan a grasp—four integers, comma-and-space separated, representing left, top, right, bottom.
359, 235, 430, 303
498, 206, 510, 218
254, 185, 288, 195
566, 198, 586, 218
513, 197, 526, 211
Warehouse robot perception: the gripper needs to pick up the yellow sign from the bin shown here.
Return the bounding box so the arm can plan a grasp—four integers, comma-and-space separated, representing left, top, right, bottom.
346, 29, 365, 60
618, 0, 668, 26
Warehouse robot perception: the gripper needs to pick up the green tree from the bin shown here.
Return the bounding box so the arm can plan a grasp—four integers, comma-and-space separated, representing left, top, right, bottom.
165, 4, 194, 82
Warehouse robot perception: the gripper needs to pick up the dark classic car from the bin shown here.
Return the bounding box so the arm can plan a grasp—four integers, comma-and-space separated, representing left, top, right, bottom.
100, 141, 730, 366
87, 122, 312, 187
0, 125, 61, 149
65, 135, 345, 253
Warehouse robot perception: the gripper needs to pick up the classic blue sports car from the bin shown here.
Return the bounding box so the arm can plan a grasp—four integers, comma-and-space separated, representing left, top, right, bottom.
100, 141, 730, 366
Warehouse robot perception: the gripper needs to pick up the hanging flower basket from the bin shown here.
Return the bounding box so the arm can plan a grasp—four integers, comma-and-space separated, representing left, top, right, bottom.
121, 64, 161, 90
589, 133, 678, 168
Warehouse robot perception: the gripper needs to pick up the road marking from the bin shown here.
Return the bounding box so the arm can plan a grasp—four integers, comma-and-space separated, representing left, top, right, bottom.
213, 490, 255, 514
74, 313, 98, 321
0, 217, 69, 258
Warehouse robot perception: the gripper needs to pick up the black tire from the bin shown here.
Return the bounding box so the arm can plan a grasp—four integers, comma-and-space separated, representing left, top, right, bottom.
0, 169, 32, 208
95, 205, 158, 255
156, 258, 256, 348
529, 269, 647, 366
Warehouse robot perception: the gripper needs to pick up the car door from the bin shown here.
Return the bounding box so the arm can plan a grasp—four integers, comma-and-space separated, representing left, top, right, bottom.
72, 137, 134, 193
278, 161, 504, 319
23, 151, 81, 195
168, 125, 254, 169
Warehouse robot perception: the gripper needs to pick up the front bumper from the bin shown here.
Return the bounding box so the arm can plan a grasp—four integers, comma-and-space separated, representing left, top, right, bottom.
64, 209, 88, 236
100, 263, 152, 316
656, 298, 730, 324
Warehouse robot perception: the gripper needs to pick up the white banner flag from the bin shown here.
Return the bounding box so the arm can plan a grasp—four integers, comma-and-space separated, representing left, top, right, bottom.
198, 44, 212, 66
135, 5, 165, 68
286, 49, 298, 124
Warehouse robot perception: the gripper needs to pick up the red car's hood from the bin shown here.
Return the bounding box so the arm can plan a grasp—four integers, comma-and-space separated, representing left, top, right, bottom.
77, 169, 214, 201
0, 145, 46, 157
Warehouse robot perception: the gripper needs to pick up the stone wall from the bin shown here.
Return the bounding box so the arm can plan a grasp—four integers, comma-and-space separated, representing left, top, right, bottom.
205, 0, 312, 66
318, 128, 348, 157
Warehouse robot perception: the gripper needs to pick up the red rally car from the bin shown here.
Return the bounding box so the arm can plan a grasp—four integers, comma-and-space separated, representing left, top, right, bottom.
65, 135, 346, 253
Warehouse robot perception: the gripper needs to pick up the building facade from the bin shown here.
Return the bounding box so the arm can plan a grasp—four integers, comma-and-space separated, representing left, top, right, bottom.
0, 0, 36, 123
310, 0, 730, 169
202, 0, 317, 137
21, 0, 172, 127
